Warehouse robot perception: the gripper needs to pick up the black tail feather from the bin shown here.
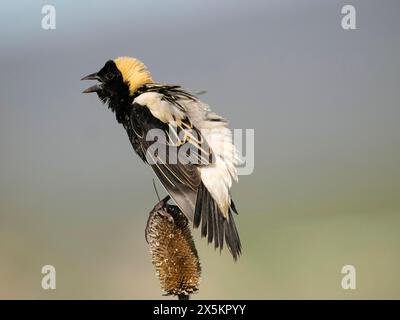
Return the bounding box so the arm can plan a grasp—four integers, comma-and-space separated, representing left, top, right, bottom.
194, 186, 203, 228
230, 198, 238, 214
194, 183, 241, 260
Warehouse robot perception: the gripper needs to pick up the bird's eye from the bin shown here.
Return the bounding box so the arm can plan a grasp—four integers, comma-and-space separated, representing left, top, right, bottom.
105, 72, 115, 80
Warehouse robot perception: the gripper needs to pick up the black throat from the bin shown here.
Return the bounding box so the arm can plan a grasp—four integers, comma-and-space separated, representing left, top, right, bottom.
107, 94, 133, 123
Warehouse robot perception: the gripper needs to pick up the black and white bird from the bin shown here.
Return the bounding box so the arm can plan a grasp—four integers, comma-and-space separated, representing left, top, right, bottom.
82, 57, 242, 260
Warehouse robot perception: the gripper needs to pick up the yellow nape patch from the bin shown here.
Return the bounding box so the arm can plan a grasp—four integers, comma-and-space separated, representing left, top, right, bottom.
114, 57, 153, 94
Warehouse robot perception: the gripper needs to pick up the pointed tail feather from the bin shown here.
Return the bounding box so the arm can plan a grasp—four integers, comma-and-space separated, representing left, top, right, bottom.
194, 183, 241, 260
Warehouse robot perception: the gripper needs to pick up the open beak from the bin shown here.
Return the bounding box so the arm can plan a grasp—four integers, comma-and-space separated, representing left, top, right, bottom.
82, 84, 102, 94
81, 72, 102, 93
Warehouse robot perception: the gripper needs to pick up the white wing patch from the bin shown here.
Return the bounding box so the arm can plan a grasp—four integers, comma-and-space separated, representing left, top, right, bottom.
199, 124, 240, 217
134, 92, 185, 124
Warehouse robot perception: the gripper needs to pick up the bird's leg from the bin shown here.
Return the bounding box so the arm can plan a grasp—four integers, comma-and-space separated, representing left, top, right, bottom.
152, 195, 170, 211
150, 195, 174, 223
145, 195, 173, 242
161, 195, 171, 204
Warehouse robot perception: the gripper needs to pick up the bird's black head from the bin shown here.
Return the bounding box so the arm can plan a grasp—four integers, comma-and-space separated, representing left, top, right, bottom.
81, 60, 131, 109
81, 57, 153, 112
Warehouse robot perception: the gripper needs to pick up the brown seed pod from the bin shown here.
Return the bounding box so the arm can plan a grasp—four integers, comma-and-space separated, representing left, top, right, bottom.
145, 196, 201, 299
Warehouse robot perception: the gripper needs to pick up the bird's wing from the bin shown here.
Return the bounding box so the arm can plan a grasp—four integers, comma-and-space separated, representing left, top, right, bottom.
129, 96, 207, 221
131, 89, 241, 259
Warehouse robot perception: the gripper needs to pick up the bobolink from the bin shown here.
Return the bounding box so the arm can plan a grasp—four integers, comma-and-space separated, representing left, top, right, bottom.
82, 57, 241, 260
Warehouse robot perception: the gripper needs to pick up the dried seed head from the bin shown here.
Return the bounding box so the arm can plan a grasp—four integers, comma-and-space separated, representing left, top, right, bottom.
146, 200, 201, 298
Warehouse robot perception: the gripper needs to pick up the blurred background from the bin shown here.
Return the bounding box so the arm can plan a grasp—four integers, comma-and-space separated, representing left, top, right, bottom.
0, 0, 399, 299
